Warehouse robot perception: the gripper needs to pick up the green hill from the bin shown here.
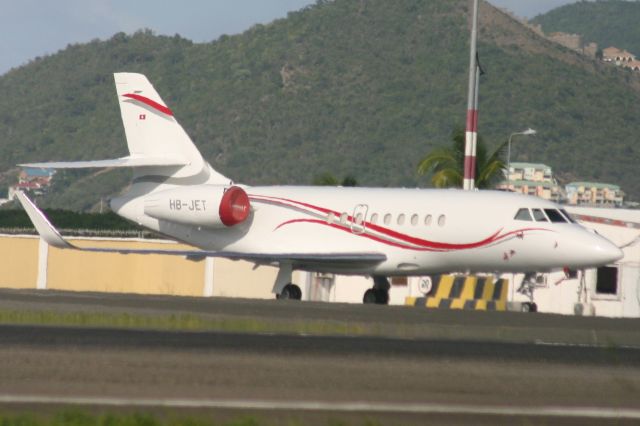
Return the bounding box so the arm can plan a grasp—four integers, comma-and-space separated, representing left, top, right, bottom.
532, 0, 640, 54
1, 0, 640, 210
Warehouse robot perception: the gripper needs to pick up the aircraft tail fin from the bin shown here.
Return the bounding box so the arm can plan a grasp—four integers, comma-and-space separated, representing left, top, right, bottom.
113, 73, 195, 164
21, 73, 230, 185
113, 72, 229, 183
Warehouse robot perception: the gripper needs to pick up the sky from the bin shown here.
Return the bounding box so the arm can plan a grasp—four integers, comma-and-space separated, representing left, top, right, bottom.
0, 0, 583, 76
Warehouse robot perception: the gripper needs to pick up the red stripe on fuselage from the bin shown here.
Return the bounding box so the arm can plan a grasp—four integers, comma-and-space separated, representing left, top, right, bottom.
250, 194, 554, 252
274, 219, 444, 251
273, 218, 552, 252
122, 93, 173, 116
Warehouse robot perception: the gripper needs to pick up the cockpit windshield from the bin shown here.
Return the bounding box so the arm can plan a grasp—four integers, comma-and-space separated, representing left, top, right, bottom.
514, 208, 533, 221
531, 208, 548, 222
544, 209, 568, 223
515, 207, 573, 224
560, 209, 576, 223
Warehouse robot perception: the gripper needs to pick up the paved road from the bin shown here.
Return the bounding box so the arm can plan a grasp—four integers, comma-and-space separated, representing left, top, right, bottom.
0, 289, 640, 425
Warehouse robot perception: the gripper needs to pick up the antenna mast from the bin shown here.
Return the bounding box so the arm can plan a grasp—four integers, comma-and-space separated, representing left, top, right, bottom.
463, 0, 480, 190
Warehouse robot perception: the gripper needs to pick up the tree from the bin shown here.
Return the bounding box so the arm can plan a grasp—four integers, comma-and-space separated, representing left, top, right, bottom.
312, 172, 358, 186
313, 172, 340, 186
341, 175, 358, 187
417, 128, 507, 189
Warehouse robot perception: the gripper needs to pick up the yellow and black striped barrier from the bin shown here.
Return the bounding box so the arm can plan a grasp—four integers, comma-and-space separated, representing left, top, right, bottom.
405, 275, 508, 311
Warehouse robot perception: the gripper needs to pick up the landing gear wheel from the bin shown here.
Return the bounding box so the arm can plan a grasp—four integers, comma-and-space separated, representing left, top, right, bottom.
521, 302, 537, 313
363, 289, 389, 305
290, 285, 302, 300
375, 289, 389, 304
363, 289, 377, 304
277, 283, 302, 300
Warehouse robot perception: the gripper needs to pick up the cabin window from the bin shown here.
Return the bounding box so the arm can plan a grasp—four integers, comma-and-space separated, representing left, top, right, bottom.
595, 266, 618, 296
424, 214, 432, 226
340, 212, 348, 225
370, 213, 379, 224
544, 209, 568, 223
384, 214, 392, 225
514, 208, 532, 221
410, 214, 419, 226
355, 212, 364, 225
397, 214, 406, 225
531, 208, 548, 222
438, 214, 446, 227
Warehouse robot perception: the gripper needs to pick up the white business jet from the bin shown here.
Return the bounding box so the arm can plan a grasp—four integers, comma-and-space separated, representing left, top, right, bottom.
17, 73, 623, 304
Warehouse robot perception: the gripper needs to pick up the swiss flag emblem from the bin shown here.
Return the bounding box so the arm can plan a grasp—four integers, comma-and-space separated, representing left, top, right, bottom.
139, 114, 146, 120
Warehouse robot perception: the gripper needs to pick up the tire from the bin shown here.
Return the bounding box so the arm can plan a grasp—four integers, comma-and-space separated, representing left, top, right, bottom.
375, 289, 389, 305
530, 303, 538, 313
278, 284, 301, 301
521, 302, 531, 313
290, 284, 302, 300
363, 289, 377, 304
277, 285, 292, 300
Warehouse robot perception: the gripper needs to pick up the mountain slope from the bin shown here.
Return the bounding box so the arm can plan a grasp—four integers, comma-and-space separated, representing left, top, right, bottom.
532, 0, 640, 54
1, 0, 640, 210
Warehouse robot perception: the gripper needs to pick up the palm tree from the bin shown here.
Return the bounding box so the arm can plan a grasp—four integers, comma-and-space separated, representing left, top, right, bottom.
313, 172, 358, 187
417, 128, 507, 189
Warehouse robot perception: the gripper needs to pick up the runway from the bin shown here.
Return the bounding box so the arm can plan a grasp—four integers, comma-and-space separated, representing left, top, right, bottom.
0, 289, 639, 425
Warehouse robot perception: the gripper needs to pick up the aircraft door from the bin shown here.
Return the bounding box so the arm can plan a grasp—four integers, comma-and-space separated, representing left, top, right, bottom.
351, 204, 368, 234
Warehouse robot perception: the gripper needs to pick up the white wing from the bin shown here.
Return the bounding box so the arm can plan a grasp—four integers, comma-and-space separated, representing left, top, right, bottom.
20, 155, 188, 169
15, 191, 386, 266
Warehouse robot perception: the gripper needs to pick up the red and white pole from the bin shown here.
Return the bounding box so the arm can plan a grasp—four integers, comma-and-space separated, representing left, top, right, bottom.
463, 0, 479, 191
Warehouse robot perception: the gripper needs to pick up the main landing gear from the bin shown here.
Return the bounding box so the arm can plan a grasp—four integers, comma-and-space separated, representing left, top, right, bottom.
273, 263, 302, 300
363, 276, 390, 305
278, 283, 302, 300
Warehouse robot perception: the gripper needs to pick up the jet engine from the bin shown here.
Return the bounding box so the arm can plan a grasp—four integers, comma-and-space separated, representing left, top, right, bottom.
144, 185, 251, 228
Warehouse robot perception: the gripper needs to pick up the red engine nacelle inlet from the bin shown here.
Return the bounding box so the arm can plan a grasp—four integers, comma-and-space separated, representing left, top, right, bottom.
219, 186, 251, 226
144, 185, 251, 229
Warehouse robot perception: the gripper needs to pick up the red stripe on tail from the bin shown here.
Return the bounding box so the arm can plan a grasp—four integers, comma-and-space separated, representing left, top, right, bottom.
123, 93, 173, 116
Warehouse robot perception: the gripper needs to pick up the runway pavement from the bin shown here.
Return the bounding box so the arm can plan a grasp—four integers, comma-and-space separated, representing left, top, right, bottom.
0, 288, 639, 425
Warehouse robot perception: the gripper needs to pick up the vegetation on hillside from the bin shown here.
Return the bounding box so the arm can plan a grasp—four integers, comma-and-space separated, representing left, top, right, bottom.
1, 0, 640, 210
532, 0, 640, 54
0, 208, 139, 230
417, 128, 506, 189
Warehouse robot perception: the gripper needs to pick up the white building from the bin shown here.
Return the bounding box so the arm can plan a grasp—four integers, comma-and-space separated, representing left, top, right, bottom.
565, 182, 624, 207
496, 162, 565, 202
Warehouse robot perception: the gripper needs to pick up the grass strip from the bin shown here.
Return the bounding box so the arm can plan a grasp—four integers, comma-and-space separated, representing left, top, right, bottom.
0, 309, 369, 336
0, 409, 270, 426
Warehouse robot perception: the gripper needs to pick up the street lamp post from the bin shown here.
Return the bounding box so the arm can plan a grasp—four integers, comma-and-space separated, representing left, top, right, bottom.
506, 128, 537, 190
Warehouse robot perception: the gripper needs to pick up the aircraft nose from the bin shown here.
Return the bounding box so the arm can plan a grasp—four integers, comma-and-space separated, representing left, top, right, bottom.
559, 228, 624, 269
597, 239, 624, 264
583, 233, 624, 266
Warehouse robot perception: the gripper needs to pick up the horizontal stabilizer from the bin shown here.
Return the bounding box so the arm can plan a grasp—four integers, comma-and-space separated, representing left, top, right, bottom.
19, 156, 188, 169
16, 191, 386, 266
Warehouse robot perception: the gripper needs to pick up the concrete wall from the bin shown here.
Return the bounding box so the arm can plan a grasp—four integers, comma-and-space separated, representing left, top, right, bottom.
0, 234, 279, 298
0, 235, 39, 289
